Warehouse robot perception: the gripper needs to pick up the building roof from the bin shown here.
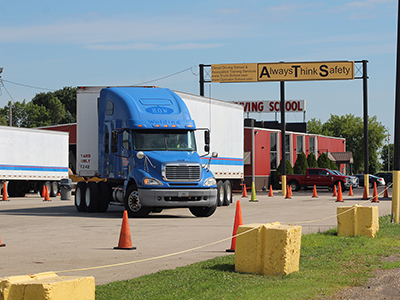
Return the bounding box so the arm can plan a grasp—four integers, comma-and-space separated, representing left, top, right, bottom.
328, 152, 354, 164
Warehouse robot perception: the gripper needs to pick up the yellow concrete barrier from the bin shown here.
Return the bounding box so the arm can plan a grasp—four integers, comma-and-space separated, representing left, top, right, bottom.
0, 272, 95, 300
337, 205, 379, 238
235, 222, 302, 276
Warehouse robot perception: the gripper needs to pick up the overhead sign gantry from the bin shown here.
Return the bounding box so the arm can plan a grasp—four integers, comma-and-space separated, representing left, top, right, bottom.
211, 61, 354, 83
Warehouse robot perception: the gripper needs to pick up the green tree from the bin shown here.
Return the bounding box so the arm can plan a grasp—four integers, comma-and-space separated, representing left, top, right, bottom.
273, 159, 293, 189
307, 152, 318, 168
307, 114, 387, 174
329, 159, 338, 171
318, 153, 331, 168
32, 86, 76, 124
294, 152, 308, 174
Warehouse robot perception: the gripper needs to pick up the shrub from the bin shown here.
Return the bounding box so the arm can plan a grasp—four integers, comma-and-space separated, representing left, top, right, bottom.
273, 159, 293, 189
294, 152, 309, 174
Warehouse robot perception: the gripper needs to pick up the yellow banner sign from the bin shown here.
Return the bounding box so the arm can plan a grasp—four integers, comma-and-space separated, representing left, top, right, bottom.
211, 61, 354, 82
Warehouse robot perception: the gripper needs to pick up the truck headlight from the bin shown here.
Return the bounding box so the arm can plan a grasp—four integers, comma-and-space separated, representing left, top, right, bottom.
143, 177, 162, 186
204, 177, 216, 187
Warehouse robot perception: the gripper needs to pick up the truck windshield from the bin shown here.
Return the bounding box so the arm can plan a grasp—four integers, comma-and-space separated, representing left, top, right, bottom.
132, 130, 196, 151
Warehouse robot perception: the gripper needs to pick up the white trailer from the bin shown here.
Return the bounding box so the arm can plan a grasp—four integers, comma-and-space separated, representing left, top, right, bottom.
0, 126, 69, 197
175, 91, 244, 206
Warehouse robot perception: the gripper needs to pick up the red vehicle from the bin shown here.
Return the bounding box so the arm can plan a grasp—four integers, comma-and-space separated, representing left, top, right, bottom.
286, 168, 350, 191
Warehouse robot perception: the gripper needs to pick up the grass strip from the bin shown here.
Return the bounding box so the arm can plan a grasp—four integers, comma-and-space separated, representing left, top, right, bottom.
96, 215, 400, 300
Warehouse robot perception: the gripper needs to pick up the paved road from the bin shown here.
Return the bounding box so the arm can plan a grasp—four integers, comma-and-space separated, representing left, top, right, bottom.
0, 187, 393, 285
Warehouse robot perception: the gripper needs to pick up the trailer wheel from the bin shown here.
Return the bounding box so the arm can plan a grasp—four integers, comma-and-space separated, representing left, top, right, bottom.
50, 181, 59, 197
85, 182, 99, 212
223, 180, 232, 206
125, 185, 151, 217
75, 182, 87, 212
216, 181, 224, 206
97, 182, 110, 212
189, 204, 217, 217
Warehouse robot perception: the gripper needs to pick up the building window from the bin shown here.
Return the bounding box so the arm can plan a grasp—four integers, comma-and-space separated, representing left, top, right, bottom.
297, 135, 304, 154
270, 132, 277, 170
309, 136, 315, 155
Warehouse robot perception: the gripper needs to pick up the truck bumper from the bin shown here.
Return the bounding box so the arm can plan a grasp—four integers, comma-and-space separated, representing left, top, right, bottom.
138, 188, 217, 207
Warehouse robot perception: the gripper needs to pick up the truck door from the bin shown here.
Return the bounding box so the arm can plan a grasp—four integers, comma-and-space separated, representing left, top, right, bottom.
306, 169, 320, 186
103, 125, 111, 177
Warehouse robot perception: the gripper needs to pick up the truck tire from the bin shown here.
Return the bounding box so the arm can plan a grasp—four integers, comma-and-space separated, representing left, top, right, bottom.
189, 204, 217, 217
288, 180, 300, 192
75, 182, 87, 212
50, 181, 59, 197
85, 182, 100, 212
223, 180, 232, 206
217, 181, 224, 206
97, 182, 110, 212
125, 185, 151, 217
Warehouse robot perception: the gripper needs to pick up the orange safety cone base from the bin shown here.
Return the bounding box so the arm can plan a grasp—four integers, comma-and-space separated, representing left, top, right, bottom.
268, 185, 274, 197
336, 184, 343, 202
312, 185, 318, 198
43, 186, 51, 202
241, 184, 248, 198
115, 210, 136, 250
226, 200, 243, 252
371, 183, 379, 203
0, 243, 5, 247
384, 187, 389, 198
348, 185, 353, 196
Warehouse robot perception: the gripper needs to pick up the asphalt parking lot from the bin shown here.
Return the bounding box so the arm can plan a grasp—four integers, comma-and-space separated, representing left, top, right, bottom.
0, 187, 393, 285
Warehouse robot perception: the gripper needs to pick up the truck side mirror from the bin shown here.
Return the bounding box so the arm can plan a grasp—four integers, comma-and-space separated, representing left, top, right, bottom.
111, 131, 118, 153
204, 131, 210, 153
204, 131, 210, 145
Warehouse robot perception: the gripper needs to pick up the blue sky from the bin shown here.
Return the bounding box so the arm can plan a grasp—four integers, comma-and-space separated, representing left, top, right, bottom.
0, 0, 397, 140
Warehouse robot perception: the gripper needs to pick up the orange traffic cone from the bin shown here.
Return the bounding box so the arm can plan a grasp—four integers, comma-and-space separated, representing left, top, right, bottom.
268, 185, 274, 197
285, 185, 291, 199
2, 182, 8, 201
312, 185, 318, 198
241, 184, 248, 198
336, 183, 343, 202
348, 185, 353, 196
0, 235, 5, 247
226, 200, 243, 252
41, 185, 46, 197
114, 210, 136, 250
384, 186, 389, 198
371, 182, 379, 203
43, 186, 51, 201
289, 185, 293, 198
333, 185, 337, 197
362, 185, 368, 200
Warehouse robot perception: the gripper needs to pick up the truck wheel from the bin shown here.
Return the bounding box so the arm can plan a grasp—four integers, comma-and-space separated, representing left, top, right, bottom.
189, 205, 217, 217
75, 182, 87, 212
97, 182, 110, 212
125, 185, 151, 217
85, 182, 99, 212
223, 180, 232, 206
289, 180, 300, 192
217, 181, 224, 206
50, 181, 59, 197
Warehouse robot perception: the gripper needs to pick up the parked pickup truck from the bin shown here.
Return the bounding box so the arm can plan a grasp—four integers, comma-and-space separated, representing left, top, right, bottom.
286, 168, 350, 191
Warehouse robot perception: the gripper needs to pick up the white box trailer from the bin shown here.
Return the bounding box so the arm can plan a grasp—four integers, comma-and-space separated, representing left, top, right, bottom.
175, 91, 244, 203
0, 126, 69, 197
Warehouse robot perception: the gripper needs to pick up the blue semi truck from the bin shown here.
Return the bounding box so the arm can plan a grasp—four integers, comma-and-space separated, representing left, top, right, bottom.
75, 86, 242, 217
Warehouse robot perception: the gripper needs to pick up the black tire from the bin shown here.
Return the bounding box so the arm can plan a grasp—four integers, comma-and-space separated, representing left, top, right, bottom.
288, 180, 300, 192
50, 181, 59, 197
75, 182, 87, 212
85, 182, 100, 212
124, 185, 151, 217
386, 181, 392, 188
8, 181, 28, 197
217, 181, 224, 206
97, 182, 111, 212
223, 180, 232, 206
189, 205, 217, 217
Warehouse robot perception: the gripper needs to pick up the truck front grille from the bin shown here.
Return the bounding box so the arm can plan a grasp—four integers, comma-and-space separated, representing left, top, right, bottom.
163, 164, 201, 182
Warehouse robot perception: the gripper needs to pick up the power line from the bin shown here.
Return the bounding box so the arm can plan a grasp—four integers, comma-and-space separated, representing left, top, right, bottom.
0, 80, 15, 102
1, 79, 56, 91
132, 65, 198, 86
